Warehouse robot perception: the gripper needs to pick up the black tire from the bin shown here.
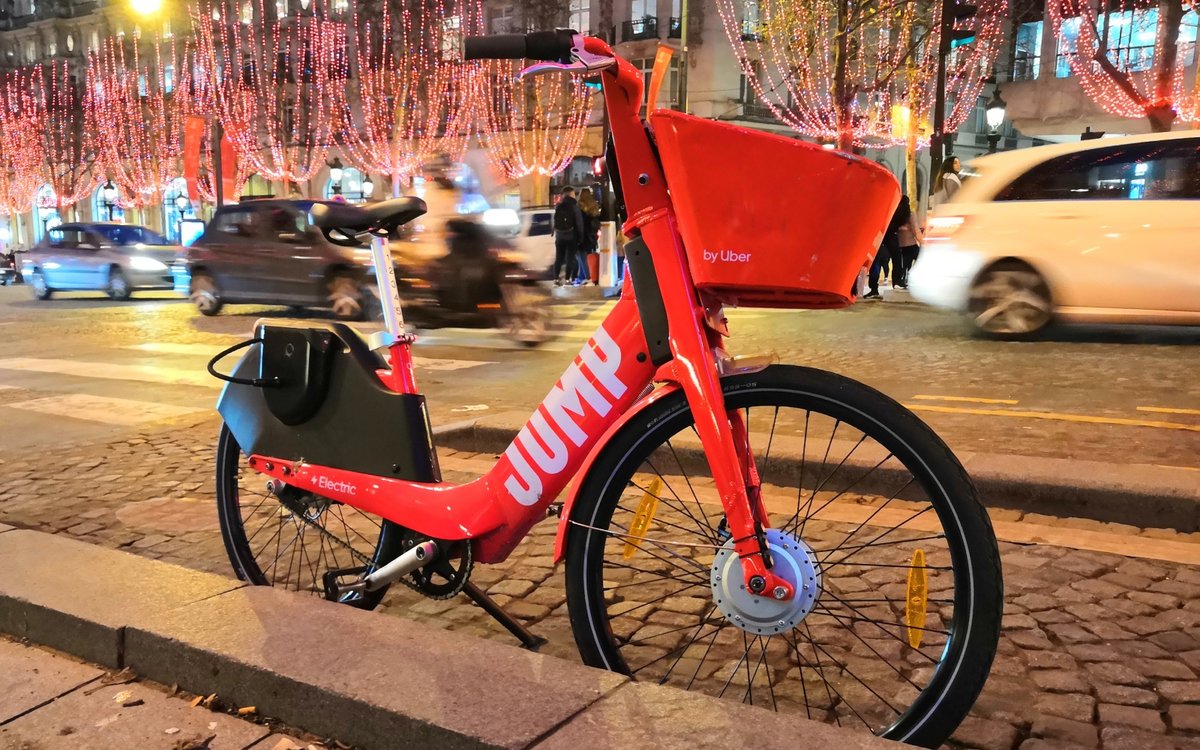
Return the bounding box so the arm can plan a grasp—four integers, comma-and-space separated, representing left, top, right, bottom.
967, 260, 1053, 339
564, 365, 1002, 748
30, 271, 51, 300
107, 267, 131, 301
190, 271, 223, 316
215, 424, 402, 609
328, 273, 365, 321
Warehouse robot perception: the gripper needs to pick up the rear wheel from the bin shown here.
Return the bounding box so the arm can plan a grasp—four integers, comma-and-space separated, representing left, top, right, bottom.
564, 365, 1002, 748
328, 274, 364, 321
190, 272, 222, 316
968, 261, 1052, 338
107, 267, 131, 301
215, 425, 401, 609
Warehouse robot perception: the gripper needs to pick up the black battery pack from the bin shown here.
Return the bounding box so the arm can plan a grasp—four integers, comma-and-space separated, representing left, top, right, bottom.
259, 325, 337, 426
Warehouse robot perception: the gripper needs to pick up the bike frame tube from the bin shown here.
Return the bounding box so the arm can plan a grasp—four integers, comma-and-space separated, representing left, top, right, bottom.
249, 36, 793, 598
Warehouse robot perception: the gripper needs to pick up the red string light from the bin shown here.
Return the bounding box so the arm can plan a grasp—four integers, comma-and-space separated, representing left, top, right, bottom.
0, 69, 44, 216
195, 0, 346, 185
1049, 0, 1196, 126
716, 0, 1006, 148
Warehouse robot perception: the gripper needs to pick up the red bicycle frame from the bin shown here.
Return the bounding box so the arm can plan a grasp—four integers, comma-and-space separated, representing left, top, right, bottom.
247, 36, 795, 600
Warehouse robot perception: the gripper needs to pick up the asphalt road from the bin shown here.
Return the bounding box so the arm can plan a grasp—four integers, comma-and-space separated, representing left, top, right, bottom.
0, 284, 1197, 467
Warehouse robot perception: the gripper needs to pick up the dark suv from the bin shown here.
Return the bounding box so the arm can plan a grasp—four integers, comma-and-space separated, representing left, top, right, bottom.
180, 200, 370, 320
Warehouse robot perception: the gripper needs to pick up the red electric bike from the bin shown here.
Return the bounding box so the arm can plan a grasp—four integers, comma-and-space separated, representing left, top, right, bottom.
209, 31, 1002, 747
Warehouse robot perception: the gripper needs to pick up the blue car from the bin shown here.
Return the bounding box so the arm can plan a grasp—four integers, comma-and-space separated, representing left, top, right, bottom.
21, 223, 180, 301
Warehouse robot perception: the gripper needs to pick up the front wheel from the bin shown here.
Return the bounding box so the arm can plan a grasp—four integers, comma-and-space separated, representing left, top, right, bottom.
30, 271, 51, 300
499, 282, 553, 347
564, 365, 1002, 748
968, 261, 1052, 338
107, 267, 131, 301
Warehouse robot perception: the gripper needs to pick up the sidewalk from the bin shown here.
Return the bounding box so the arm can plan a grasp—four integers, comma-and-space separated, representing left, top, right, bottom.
0, 527, 895, 750
0, 635, 318, 750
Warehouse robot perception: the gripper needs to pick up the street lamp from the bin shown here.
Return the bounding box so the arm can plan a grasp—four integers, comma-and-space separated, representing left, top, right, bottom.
985, 86, 1007, 154
101, 180, 118, 221
173, 194, 190, 242
360, 175, 374, 200
327, 157, 344, 195
130, 0, 162, 16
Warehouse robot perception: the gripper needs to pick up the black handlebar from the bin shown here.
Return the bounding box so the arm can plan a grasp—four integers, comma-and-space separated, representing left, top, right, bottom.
462, 29, 577, 63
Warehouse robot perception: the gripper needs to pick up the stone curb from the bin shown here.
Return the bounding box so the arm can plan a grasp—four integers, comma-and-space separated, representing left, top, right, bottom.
0, 529, 897, 750
433, 413, 1200, 532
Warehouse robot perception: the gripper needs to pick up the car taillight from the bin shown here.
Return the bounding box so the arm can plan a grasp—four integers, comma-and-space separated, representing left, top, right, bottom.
926, 216, 965, 242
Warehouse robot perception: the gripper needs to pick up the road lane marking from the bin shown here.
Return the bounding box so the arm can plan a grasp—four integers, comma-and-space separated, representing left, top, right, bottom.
1138, 406, 1200, 416
125, 343, 236, 356
912, 395, 1019, 405
0, 384, 16, 390
907, 404, 1200, 432
4, 394, 205, 425
0, 357, 215, 388
1156, 465, 1200, 472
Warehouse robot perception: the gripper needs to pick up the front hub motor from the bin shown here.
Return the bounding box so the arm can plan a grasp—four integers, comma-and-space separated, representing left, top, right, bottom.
710, 528, 821, 635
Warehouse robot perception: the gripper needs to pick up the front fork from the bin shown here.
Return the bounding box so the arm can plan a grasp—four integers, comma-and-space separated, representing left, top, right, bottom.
637, 213, 794, 602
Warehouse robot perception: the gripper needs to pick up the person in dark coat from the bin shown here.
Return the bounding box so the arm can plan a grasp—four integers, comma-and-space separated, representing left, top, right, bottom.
864, 200, 906, 299
552, 186, 585, 286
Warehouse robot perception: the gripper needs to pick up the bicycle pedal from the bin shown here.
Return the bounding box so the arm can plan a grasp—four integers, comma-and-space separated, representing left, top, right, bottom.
322, 566, 368, 602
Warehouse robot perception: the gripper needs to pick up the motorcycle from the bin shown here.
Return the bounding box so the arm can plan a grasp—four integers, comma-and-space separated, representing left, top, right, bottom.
374, 217, 554, 347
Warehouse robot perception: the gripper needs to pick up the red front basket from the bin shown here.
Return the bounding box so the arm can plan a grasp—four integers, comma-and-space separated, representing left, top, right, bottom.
650, 111, 901, 309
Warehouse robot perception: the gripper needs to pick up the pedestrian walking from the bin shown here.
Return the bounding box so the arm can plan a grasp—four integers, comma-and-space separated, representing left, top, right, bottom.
553, 186, 585, 286
864, 201, 905, 300
892, 197, 923, 289
577, 187, 601, 285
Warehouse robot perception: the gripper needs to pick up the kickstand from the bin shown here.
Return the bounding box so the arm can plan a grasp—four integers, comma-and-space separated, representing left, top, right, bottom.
462, 582, 548, 652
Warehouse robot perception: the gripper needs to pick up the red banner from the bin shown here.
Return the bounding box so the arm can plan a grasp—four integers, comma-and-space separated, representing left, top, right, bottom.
182, 116, 205, 202
221, 134, 238, 201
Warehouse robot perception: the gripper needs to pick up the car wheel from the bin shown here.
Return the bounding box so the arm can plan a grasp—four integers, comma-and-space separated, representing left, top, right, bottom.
107, 267, 131, 301
30, 271, 51, 300
968, 261, 1052, 338
190, 272, 223, 316
500, 282, 554, 347
328, 274, 364, 321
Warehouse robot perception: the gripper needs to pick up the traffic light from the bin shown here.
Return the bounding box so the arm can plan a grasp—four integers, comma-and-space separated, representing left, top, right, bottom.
942, 0, 978, 53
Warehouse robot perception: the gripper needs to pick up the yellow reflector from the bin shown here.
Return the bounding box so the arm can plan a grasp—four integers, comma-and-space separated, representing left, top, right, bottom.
622, 477, 662, 560
905, 548, 928, 649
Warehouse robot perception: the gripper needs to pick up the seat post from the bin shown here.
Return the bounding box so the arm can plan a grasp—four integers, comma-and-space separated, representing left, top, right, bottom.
369, 233, 419, 395
370, 233, 405, 340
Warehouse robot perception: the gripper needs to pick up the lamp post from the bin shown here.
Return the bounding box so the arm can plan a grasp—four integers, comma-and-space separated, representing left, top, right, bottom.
985, 86, 1007, 154
327, 157, 344, 195
101, 180, 118, 221
173, 193, 190, 242
360, 175, 374, 201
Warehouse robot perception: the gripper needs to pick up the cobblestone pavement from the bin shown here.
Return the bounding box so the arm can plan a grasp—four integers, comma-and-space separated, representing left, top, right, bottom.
5, 416, 1200, 749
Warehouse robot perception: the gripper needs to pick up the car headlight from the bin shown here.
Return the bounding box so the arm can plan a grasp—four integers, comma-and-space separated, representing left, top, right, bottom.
129, 256, 168, 271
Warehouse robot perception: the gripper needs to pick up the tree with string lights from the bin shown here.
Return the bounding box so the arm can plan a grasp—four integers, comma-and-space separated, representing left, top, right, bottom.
87, 36, 185, 210
1049, 0, 1196, 131
470, 0, 595, 204
195, 0, 347, 190
0, 73, 44, 221
717, 0, 1006, 154
338, 0, 472, 197
28, 60, 96, 216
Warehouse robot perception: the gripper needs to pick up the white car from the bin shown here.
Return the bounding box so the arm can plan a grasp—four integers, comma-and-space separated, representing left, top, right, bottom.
484, 207, 555, 276
909, 131, 1200, 336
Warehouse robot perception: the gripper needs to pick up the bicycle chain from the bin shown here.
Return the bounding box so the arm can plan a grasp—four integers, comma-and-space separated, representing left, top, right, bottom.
278, 491, 468, 600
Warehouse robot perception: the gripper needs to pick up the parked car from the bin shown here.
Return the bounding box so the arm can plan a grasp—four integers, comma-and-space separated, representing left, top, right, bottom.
20, 223, 178, 301
179, 199, 372, 320
910, 131, 1200, 336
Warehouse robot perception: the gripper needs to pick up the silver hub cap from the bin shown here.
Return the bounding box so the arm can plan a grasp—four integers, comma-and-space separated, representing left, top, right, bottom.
710, 528, 821, 635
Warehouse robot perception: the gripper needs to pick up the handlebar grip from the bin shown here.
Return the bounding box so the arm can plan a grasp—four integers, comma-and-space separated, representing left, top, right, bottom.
462, 29, 577, 62
463, 34, 529, 60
